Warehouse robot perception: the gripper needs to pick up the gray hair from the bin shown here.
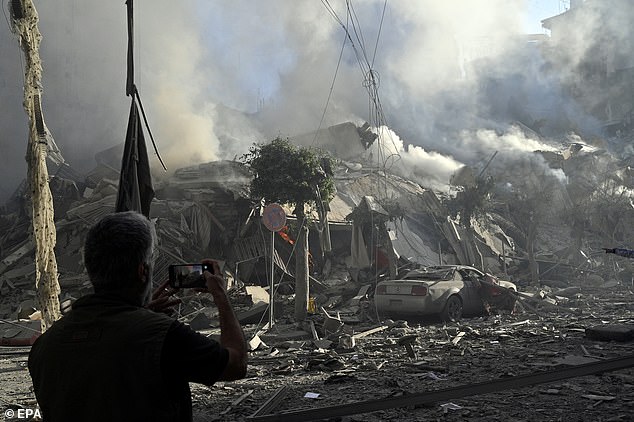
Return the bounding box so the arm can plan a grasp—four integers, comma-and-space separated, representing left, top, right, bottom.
84, 211, 154, 291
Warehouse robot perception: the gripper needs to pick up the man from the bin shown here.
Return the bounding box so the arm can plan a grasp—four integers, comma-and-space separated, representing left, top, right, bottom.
28, 211, 247, 421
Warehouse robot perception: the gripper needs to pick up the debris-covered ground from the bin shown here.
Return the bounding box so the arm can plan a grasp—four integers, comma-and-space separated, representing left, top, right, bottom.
2, 280, 632, 421
1, 127, 633, 420
195, 283, 634, 421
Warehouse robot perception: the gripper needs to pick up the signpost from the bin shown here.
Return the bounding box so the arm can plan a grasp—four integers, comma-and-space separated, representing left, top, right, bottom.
262, 203, 286, 329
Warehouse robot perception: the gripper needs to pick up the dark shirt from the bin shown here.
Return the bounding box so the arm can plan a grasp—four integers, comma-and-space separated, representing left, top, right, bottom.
28, 292, 229, 422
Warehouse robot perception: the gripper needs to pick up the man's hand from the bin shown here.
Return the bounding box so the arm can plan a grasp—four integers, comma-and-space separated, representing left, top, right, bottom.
146, 279, 182, 315
202, 259, 227, 296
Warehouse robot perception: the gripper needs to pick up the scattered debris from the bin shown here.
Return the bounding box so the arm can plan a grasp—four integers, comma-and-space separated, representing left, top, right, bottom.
440, 402, 463, 413
0, 120, 633, 421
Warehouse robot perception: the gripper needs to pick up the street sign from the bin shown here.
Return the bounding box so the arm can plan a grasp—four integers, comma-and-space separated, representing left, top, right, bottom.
262, 203, 286, 232
262, 203, 286, 329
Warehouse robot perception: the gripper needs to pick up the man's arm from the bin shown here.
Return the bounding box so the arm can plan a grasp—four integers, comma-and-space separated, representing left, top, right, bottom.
203, 259, 247, 381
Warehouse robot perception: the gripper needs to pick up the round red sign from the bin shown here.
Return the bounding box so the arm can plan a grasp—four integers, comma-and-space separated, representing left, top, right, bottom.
262, 203, 287, 232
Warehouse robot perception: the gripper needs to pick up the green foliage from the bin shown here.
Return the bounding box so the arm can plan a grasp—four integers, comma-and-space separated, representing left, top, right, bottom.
241, 137, 336, 212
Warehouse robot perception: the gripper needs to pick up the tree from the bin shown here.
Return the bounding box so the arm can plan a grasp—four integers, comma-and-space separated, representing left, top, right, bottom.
242, 137, 335, 322
504, 166, 559, 286
446, 175, 495, 226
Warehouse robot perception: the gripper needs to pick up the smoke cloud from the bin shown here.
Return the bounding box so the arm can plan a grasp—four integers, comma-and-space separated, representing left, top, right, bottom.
0, 0, 628, 203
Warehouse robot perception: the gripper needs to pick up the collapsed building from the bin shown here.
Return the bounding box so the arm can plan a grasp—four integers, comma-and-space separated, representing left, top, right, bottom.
1, 118, 632, 324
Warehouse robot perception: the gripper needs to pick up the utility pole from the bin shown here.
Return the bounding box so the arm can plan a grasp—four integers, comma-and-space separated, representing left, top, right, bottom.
11, 0, 62, 332
294, 204, 310, 322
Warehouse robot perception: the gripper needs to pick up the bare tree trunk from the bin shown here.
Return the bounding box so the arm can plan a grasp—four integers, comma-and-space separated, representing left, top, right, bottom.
294, 205, 309, 322
12, 0, 61, 332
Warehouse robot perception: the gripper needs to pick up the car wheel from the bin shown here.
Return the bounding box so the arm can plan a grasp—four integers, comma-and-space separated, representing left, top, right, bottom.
441, 295, 463, 322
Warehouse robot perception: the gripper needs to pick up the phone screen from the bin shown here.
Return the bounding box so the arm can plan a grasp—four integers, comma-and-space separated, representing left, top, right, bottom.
168, 264, 209, 288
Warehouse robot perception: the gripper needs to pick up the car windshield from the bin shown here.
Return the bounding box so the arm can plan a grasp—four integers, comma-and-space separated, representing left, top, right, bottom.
404, 268, 454, 280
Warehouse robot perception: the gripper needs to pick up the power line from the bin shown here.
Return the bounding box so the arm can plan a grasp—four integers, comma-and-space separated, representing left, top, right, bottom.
310, 13, 349, 147
320, 1, 402, 197
371, 0, 388, 68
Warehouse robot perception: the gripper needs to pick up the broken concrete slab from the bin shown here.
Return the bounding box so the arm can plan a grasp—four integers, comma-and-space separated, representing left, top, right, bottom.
248, 335, 267, 351
314, 339, 334, 349
246, 285, 270, 305
0, 240, 34, 274
585, 324, 634, 342
259, 326, 312, 344
349, 284, 371, 306
237, 302, 283, 325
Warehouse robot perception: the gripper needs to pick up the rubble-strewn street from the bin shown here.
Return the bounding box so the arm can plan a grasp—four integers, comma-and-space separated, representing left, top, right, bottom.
1, 119, 633, 420
196, 286, 633, 422
2, 0, 634, 421
2, 281, 633, 421
1, 120, 634, 420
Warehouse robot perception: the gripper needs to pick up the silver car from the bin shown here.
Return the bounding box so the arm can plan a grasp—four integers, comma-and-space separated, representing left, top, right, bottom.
374, 265, 517, 321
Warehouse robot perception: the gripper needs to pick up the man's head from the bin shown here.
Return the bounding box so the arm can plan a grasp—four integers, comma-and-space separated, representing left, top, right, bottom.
84, 211, 155, 300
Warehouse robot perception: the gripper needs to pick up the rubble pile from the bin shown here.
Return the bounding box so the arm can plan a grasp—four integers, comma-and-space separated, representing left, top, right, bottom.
1, 122, 633, 420
182, 283, 632, 421
2, 124, 632, 316
3, 275, 631, 420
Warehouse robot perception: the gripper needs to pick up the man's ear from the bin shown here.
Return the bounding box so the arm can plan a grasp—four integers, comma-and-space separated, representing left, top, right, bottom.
137, 262, 148, 284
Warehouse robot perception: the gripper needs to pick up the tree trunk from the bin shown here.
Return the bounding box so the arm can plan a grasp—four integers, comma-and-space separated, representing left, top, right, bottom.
12, 0, 61, 332
294, 205, 309, 322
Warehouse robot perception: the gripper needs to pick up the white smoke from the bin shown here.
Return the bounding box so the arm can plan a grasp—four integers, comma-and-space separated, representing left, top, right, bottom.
368, 126, 463, 191
0, 0, 625, 203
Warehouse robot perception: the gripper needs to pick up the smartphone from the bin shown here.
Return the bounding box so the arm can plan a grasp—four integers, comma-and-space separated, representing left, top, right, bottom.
168, 263, 212, 288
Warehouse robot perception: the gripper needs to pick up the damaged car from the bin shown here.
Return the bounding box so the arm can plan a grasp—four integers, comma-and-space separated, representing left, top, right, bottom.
374, 265, 517, 321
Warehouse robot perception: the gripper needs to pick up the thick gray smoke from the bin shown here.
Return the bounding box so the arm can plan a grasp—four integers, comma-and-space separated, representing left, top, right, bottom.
0, 0, 628, 203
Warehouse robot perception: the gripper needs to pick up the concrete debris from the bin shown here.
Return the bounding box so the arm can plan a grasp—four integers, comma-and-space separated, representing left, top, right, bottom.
336, 335, 354, 350
440, 402, 463, 413
248, 335, 266, 352
397, 334, 419, 359
321, 308, 344, 337
1, 121, 634, 420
